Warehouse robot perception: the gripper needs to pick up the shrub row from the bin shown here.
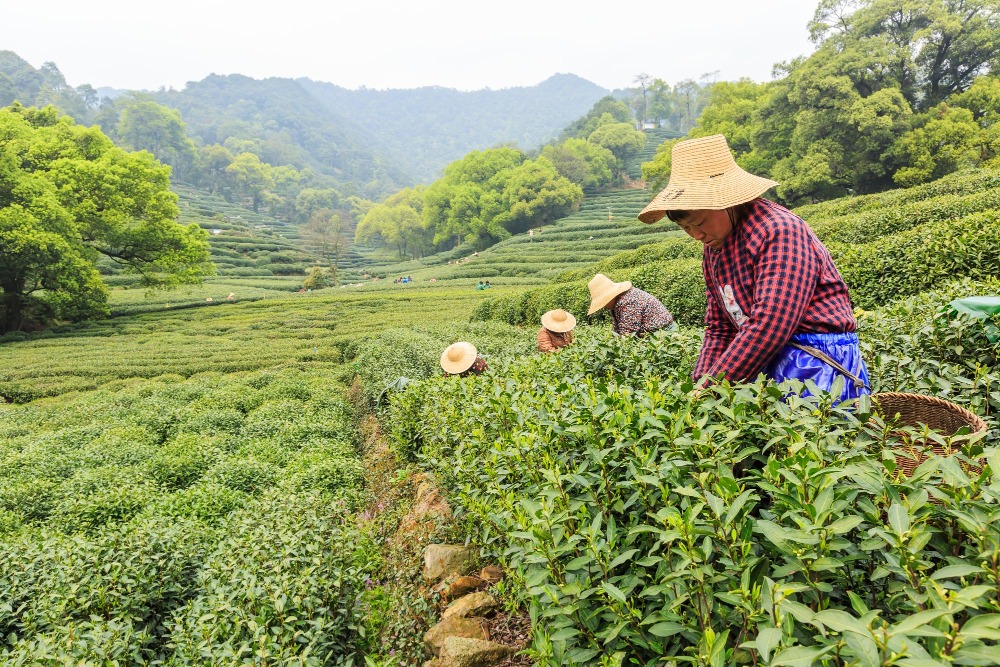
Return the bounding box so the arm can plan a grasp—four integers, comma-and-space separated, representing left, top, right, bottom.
471, 258, 706, 327
794, 168, 1000, 222
386, 299, 1000, 666
809, 188, 1000, 245
832, 210, 1000, 309
0, 368, 374, 663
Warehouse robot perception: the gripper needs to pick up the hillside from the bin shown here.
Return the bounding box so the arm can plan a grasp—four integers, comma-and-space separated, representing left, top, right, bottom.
2, 167, 1000, 664
299, 73, 610, 181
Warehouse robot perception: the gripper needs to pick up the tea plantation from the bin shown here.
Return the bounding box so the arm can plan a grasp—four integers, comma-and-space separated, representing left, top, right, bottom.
2, 169, 1000, 665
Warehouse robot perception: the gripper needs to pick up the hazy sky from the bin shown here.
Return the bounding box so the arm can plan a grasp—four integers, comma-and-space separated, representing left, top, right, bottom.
5, 0, 818, 92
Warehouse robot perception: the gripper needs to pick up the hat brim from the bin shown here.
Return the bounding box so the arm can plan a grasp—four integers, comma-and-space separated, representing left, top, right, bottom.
638, 170, 779, 224
541, 310, 576, 333
588, 281, 632, 315
440, 342, 477, 374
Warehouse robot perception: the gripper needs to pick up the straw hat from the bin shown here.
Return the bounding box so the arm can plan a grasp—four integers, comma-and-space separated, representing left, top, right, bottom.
587, 274, 632, 315
637, 135, 779, 224
541, 309, 576, 333
440, 341, 477, 374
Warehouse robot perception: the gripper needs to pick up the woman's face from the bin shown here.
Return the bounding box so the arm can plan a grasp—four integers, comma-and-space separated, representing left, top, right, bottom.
675, 209, 733, 250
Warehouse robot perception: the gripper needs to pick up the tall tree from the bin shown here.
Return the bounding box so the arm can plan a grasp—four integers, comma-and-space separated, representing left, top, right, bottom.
114, 98, 198, 181
226, 153, 273, 213
302, 208, 352, 282
588, 122, 646, 181
0, 104, 213, 333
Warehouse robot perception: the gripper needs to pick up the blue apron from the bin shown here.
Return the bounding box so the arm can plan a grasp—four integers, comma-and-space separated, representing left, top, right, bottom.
766, 332, 870, 404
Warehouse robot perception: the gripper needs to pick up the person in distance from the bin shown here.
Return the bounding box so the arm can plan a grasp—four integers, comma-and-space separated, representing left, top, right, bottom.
440, 342, 488, 377
587, 273, 676, 336
537, 309, 576, 353
637, 134, 868, 402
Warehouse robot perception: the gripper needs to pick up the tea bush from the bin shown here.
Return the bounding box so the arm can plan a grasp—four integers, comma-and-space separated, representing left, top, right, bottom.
471, 258, 707, 328
0, 368, 375, 664
831, 211, 1000, 309
808, 188, 1000, 245
795, 168, 1000, 222
389, 306, 1000, 666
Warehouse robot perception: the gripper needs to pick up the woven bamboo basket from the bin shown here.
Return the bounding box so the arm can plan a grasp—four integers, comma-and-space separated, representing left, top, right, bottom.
872, 392, 987, 476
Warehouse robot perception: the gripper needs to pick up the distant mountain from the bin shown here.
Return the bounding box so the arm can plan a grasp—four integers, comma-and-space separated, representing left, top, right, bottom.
152, 74, 411, 197
1, 51, 611, 196
298, 73, 610, 181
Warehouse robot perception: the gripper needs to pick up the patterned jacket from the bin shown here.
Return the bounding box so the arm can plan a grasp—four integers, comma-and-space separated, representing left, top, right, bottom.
611, 288, 675, 336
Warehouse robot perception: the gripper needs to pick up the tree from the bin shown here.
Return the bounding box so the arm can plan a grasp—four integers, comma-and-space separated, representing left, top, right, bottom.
226, 152, 273, 213
0, 104, 214, 333
559, 97, 633, 141
646, 78, 673, 127
489, 159, 583, 235
889, 103, 982, 185
302, 208, 352, 282
588, 122, 646, 181
809, 0, 1000, 109
356, 202, 428, 259
423, 148, 524, 248
115, 98, 197, 181
195, 144, 234, 195
295, 188, 342, 224
633, 73, 653, 123
540, 139, 616, 190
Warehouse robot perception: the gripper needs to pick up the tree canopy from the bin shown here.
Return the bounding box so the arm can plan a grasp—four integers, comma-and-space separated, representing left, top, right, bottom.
0, 104, 213, 333
643, 0, 1000, 204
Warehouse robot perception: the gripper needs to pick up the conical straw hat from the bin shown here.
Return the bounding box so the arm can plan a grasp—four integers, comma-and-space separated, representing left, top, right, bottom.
440, 341, 478, 374
541, 309, 576, 333
587, 274, 632, 315
637, 135, 778, 224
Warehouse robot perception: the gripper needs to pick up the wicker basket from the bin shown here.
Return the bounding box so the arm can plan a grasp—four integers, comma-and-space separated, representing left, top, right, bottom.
872, 392, 987, 476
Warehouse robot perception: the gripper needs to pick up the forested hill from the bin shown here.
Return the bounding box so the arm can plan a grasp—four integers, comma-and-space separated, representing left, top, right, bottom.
151, 74, 413, 194
0, 51, 610, 195
297, 73, 610, 181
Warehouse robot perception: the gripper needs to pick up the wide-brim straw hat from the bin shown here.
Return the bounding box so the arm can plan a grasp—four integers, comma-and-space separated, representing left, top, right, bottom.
440, 341, 477, 374
541, 309, 576, 333
637, 134, 779, 224
587, 274, 632, 315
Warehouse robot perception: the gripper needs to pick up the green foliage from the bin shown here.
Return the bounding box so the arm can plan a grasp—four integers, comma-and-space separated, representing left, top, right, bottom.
0, 368, 374, 663
539, 138, 616, 191
831, 210, 1000, 308
0, 103, 214, 332
472, 258, 706, 328
639, 2, 1000, 205
587, 122, 646, 180
420, 147, 583, 250
390, 304, 1000, 666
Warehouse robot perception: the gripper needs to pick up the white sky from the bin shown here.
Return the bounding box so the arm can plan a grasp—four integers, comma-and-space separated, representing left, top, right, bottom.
3, 0, 818, 92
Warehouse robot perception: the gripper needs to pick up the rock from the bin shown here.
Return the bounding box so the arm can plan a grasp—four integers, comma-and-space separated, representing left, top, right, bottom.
423, 616, 488, 656
423, 661, 442, 667
478, 565, 503, 584
438, 637, 515, 667
423, 544, 475, 581
442, 592, 497, 620
443, 575, 486, 599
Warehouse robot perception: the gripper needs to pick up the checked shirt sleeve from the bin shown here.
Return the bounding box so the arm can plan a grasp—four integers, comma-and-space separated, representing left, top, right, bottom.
706, 221, 819, 382
694, 269, 735, 379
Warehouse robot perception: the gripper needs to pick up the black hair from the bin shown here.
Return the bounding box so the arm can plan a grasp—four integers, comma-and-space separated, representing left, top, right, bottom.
665, 199, 758, 228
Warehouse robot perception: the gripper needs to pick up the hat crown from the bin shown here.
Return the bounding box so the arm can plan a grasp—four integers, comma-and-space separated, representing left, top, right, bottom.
551, 310, 568, 323
446, 348, 464, 362
670, 135, 739, 181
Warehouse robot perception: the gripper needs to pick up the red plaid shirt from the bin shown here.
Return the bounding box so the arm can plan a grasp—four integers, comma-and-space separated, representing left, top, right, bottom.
694, 199, 856, 381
